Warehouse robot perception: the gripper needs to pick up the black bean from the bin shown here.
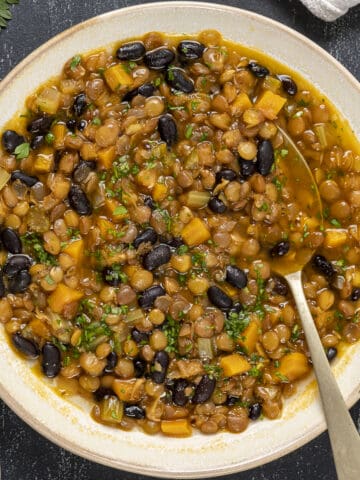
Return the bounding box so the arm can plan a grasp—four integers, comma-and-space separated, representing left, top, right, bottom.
41, 342, 61, 378
123, 82, 155, 102
2, 130, 26, 154
66, 119, 77, 131
102, 264, 124, 287
73, 93, 87, 116
12, 333, 39, 358
273, 276, 289, 296
192, 375, 216, 404
143, 195, 156, 210
226, 265, 248, 289
215, 169, 237, 184
207, 286, 233, 311
77, 119, 87, 131
73, 161, 97, 183
3, 255, 32, 277
0, 272, 5, 298
208, 196, 226, 214
124, 404, 146, 419
151, 350, 169, 384
256, 140, 274, 176
131, 328, 149, 344
1, 227, 22, 254
30, 135, 44, 150
172, 378, 189, 406
166, 236, 183, 249
27, 115, 53, 135
104, 351, 117, 373
68, 184, 92, 215
143, 244, 171, 271
350, 288, 360, 301
226, 395, 240, 406
8, 270, 31, 293
138, 285, 166, 309
249, 402, 262, 420
177, 40, 205, 62
138, 82, 156, 97
11, 170, 39, 187
248, 61, 270, 78
326, 347, 338, 362
238, 157, 256, 179
269, 240, 290, 257
277, 74, 298, 96
312, 254, 335, 279
116, 41, 145, 61
158, 114, 177, 149
165, 67, 194, 93
134, 357, 147, 377
144, 47, 175, 70
93, 387, 114, 402
134, 228, 158, 249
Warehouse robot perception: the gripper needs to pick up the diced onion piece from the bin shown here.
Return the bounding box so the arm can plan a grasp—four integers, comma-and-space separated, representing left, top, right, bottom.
124, 308, 145, 324
314, 124, 328, 148
185, 191, 210, 209
36, 87, 61, 114
197, 337, 213, 360
0, 167, 10, 191
99, 396, 124, 424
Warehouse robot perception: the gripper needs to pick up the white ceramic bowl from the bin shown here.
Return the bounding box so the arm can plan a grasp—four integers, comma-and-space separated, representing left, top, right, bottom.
0, 3, 359, 478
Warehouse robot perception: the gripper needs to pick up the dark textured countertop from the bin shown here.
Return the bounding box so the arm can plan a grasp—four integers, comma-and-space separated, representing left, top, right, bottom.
0, 1, 359, 479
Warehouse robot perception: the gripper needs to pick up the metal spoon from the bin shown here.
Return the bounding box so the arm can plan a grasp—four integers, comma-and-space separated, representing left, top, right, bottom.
271, 126, 360, 480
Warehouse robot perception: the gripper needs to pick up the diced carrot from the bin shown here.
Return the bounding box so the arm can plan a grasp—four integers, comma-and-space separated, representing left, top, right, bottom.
97, 145, 116, 169
277, 352, 310, 382
104, 64, 133, 92
52, 123, 67, 149
62, 239, 84, 263
105, 198, 129, 223
231, 93, 252, 115
152, 183, 168, 202
28, 318, 51, 339
112, 379, 144, 402
237, 320, 259, 354
181, 217, 210, 246
220, 353, 251, 377
48, 283, 84, 313
161, 419, 192, 436
324, 229, 347, 248
255, 90, 287, 120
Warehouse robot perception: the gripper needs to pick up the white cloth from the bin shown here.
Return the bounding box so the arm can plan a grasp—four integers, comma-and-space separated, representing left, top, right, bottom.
301, 0, 359, 21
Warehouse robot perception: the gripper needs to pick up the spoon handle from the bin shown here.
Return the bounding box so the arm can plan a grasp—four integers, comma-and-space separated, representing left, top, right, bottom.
286, 270, 360, 480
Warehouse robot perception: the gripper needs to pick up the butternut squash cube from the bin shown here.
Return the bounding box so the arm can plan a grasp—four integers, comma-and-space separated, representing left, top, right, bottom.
255, 90, 287, 120
237, 320, 259, 354
34, 147, 54, 173
48, 283, 84, 313
277, 352, 310, 382
52, 123, 67, 149
62, 239, 84, 263
104, 64, 133, 92
105, 198, 129, 223
112, 379, 144, 402
181, 217, 211, 246
28, 318, 50, 339
231, 92, 252, 115
98, 145, 116, 169
161, 419, 192, 436
324, 229, 347, 248
152, 183, 168, 202
220, 353, 251, 377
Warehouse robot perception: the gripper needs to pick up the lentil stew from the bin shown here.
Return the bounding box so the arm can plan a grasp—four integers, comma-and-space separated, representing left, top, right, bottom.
0, 30, 359, 437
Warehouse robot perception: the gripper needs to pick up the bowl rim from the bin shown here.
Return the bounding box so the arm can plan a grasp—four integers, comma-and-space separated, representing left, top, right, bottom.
0, 2, 359, 478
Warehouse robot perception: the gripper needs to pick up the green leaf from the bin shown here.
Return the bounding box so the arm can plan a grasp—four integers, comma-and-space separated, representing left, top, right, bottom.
113, 205, 128, 216
70, 54, 81, 71
0, 0, 19, 29
184, 124, 193, 139
14, 142, 30, 160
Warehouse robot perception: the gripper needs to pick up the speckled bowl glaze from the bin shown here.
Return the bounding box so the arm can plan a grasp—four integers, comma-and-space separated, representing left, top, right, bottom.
0, 3, 359, 477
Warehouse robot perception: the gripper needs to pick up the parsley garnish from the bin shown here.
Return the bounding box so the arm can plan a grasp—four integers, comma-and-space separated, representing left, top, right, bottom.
14, 142, 30, 160
21, 232, 58, 266
203, 363, 223, 380
70, 54, 81, 71
185, 124, 193, 139
225, 310, 250, 341
163, 315, 181, 354
113, 205, 128, 216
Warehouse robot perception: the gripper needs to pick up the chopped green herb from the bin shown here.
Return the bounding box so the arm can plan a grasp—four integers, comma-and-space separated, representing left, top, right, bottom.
92, 117, 102, 126
275, 372, 289, 382
330, 218, 342, 227
163, 315, 181, 354
70, 54, 81, 71
113, 205, 128, 216
45, 132, 55, 145
177, 244, 189, 255
14, 142, 30, 160
185, 124, 193, 139
21, 232, 58, 266
203, 363, 223, 380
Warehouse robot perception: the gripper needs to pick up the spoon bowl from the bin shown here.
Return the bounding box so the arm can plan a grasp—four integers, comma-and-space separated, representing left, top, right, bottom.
270, 127, 360, 480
